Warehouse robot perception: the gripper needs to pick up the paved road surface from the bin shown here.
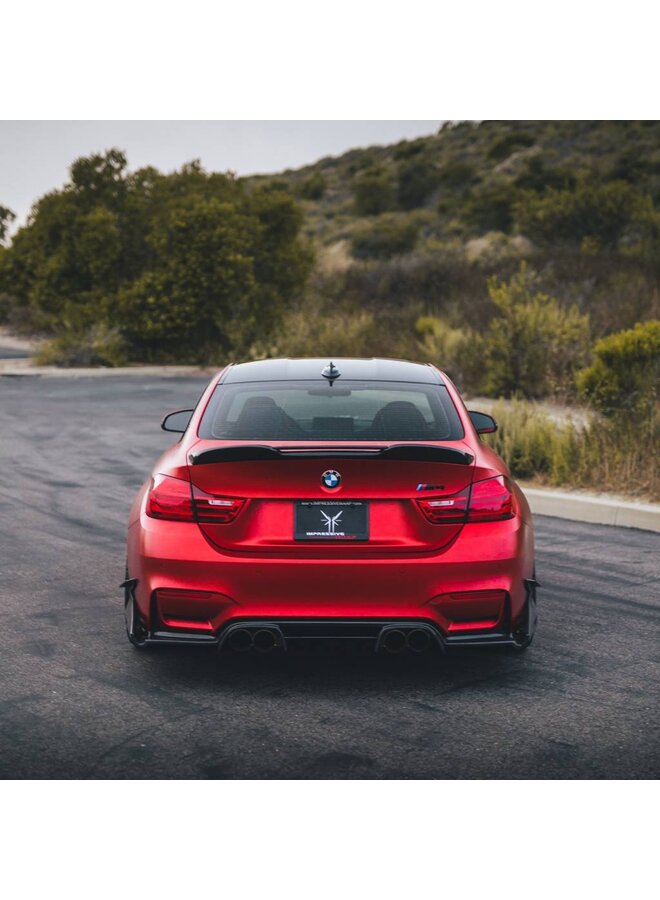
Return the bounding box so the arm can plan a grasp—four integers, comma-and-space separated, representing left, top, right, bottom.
0, 376, 658, 778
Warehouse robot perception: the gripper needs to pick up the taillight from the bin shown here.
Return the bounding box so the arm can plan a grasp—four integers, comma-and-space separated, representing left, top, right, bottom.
417, 487, 470, 524
146, 474, 194, 521
468, 475, 514, 521
192, 487, 245, 523
146, 474, 244, 524
416, 475, 514, 525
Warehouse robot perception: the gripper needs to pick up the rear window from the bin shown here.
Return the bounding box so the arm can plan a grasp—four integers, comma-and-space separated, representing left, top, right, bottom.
198, 380, 464, 441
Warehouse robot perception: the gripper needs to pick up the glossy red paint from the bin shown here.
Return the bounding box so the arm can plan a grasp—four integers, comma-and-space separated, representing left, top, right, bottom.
125, 359, 536, 649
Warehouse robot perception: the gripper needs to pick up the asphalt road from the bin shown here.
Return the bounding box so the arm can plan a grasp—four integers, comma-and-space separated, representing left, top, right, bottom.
1, 376, 658, 779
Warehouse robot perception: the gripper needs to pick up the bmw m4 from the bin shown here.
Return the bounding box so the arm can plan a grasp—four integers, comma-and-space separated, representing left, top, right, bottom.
124, 358, 538, 654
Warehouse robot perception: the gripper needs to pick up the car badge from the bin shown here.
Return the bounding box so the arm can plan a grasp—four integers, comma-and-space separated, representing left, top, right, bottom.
321, 469, 341, 489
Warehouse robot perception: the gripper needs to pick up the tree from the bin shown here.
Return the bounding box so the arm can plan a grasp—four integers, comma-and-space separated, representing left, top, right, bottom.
0, 205, 16, 245
0, 149, 312, 362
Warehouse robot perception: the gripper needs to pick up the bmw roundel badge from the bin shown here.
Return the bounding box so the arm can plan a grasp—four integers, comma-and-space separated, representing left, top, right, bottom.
321, 469, 341, 489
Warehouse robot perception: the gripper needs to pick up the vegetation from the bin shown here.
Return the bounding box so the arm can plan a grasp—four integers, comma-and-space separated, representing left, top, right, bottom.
0, 152, 312, 363
1, 121, 658, 496
350, 214, 421, 260
577, 320, 659, 415
484, 399, 658, 501
351, 166, 395, 216
479, 264, 591, 398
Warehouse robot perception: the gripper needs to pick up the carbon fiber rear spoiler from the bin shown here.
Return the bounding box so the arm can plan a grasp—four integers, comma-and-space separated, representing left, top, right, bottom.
189, 444, 474, 466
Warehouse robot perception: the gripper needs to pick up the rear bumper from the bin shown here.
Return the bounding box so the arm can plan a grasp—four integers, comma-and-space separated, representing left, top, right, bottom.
127, 511, 535, 644
139, 618, 529, 650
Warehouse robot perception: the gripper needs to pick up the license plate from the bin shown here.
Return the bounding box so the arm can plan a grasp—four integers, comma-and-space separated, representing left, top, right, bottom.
294, 501, 369, 541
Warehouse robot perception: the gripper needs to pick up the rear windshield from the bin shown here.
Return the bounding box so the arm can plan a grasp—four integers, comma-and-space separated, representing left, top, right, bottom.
198, 380, 464, 441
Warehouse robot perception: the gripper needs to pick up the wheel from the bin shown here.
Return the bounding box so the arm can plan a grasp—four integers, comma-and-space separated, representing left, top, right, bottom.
123, 565, 149, 649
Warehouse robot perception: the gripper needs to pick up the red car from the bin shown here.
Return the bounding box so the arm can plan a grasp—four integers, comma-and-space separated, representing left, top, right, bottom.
124, 358, 538, 654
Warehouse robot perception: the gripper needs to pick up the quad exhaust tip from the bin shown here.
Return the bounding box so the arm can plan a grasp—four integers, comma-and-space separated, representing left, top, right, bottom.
225, 625, 282, 653
380, 626, 435, 654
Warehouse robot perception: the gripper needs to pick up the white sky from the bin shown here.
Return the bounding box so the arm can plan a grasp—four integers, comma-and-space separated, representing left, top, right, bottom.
0, 121, 439, 229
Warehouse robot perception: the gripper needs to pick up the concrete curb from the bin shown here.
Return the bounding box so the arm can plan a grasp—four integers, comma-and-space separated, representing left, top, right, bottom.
523, 487, 660, 534
0, 361, 214, 378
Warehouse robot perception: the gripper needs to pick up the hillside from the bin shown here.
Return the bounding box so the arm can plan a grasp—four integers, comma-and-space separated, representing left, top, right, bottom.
248, 119, 660, 252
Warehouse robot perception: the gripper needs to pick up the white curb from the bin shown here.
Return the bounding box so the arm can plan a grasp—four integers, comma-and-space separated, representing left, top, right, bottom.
523, 487, 660, 534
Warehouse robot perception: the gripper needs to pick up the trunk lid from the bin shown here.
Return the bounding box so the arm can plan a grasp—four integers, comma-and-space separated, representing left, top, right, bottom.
187, 442, 475, 555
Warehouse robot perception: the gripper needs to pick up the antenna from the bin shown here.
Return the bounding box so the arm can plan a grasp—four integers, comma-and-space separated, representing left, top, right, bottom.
321, 361, 341, 385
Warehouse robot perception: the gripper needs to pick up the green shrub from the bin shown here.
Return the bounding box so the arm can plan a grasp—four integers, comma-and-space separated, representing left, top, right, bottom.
480, 264, 591, 398
396, 159, 439, 210
36, 323, 127, 367
514, 156, 576, 193
350, 215, 420, 260
515, 180, 653, 250
465, 183, 517, 233
269, 301, 377, 359
577, 320, 660, 415
352, 167, 395, 216
437, 161, 476, 190
487, 132, 535, 162
393, 138, 427, 161
299, 172, 326, 200
415, 316, 477, 388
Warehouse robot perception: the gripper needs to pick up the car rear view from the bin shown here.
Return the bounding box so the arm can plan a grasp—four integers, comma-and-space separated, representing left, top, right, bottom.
124, 358, 537, 654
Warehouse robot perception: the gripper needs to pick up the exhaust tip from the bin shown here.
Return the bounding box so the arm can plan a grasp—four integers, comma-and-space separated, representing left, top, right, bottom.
407, 628, 431, 653
227, 628, 253, 652
382, 629, 407, 654
253, 628, 277, 652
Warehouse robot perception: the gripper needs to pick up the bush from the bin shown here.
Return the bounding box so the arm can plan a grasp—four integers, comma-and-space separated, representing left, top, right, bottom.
350, 215, 420, 261
465, 183, 517, 233
577, 320, 660, 415
480, 264, 591, 398
352, 167, 395, 216
487, 132, 535, 162
271, 305, 377, 359
36, 323, 127, 367
437, 161, 476, 190
515, 180, 654, 250
415, 316, 477, 388
514, 156, 576, 193
393, 138, 427, 161
484, 399, 565, 478
299, 172, 326, 200
396, 159, 439, 210
484, 399, 658, 500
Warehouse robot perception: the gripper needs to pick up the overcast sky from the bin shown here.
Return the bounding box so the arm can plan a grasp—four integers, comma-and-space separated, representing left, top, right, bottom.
0, 121, 439, 229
